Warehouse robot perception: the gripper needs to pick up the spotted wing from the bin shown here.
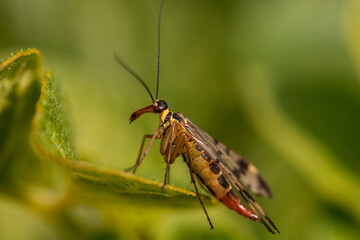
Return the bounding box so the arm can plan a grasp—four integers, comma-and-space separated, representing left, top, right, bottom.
180, 117, 279, 234
182, 117, 272, 198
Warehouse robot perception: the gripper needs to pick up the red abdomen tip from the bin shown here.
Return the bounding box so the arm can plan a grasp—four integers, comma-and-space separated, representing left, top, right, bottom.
220, 190, 259, 221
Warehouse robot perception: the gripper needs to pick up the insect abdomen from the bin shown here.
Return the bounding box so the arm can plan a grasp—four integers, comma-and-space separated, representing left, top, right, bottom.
187, 142, 231, 199
220, 190, 259, 221
188, 142, 259, 222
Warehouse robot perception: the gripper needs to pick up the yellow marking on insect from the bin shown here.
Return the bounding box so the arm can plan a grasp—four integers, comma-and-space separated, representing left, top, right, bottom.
159, 107, 169, 122
197, 166, 221, 184
207, 178, 231, 199
248, 164, 259, 174
191, 155, 213, 174
118, 0, 279, 234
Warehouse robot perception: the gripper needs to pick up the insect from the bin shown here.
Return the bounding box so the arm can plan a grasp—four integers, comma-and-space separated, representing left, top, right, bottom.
117, 0, 279, 234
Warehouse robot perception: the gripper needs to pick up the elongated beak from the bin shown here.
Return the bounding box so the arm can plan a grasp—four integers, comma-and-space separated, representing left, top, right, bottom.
129, 104, 155, 123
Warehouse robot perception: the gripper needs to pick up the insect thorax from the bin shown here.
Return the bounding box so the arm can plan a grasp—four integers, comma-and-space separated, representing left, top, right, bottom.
159, 108, 170, 124
159, 111, 188, 158
159, 109, 186, 129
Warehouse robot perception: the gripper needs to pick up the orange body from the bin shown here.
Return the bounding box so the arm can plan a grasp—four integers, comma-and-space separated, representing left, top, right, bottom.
159, 111, 260, 222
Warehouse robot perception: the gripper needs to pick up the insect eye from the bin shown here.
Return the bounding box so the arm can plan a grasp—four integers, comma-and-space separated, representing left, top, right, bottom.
154, 100, 168, 112
158, 100, 168, 109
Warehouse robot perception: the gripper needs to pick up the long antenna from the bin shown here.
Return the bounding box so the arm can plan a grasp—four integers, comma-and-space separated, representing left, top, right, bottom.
156, 0, 165, 100
115, 53, 155, 103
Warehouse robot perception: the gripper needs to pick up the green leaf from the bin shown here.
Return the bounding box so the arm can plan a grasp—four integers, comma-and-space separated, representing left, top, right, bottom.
345, 0, 360, 81
0, 48, 210, 204
31, 72, 77, 160
0, 48, 214, 239
0, 48, 42, 192
0, 48, 41, 154
30, 60, 211, 205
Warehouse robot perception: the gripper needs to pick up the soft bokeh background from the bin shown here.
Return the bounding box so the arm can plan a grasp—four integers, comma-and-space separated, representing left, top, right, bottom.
1, 0, 360, 239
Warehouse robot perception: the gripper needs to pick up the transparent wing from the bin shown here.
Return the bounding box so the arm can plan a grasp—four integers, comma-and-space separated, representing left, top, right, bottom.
182, 117, 272, 198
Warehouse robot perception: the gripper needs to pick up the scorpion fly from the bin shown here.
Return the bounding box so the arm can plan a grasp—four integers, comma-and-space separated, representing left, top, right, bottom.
117, 0, 279, 234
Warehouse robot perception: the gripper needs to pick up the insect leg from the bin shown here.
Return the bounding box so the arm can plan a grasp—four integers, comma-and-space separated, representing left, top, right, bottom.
162, 124, 177, 188
239, 189, 279, 234
125, 128, 161, 173
163, 130, 188, 188
180, 154, 212, 195
170, 133, 186, 164
160, 122, 174, 154
125, 134, 153, 172
184, 134, 214, 230
163, 158, 170, 188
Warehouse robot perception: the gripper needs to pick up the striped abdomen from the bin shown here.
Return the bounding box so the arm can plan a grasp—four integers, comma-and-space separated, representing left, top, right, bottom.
187, 141, 259, 221
187, 141, 231, 199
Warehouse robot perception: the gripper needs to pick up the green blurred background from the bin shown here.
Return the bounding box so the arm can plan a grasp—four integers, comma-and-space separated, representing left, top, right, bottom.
1, 0, 360, 239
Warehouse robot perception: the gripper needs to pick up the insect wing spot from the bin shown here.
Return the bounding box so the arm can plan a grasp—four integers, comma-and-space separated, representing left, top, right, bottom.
257, 175, 273, 197
235, 158, 249, 176
225, 146, 230, 155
